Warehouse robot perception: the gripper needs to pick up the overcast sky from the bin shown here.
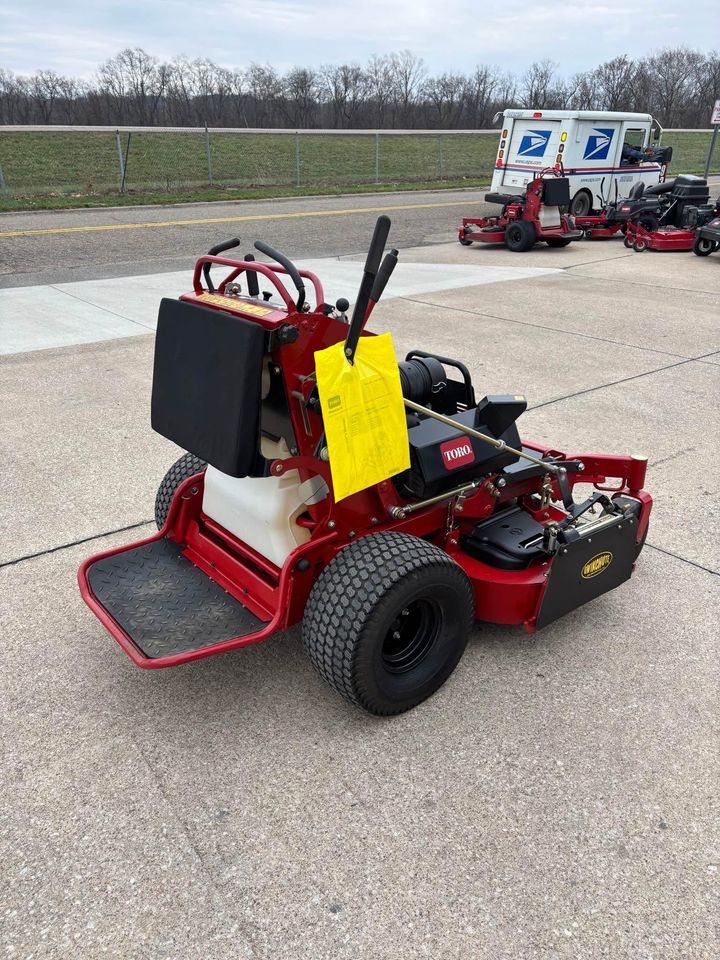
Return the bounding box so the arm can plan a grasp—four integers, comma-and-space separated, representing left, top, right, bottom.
1, 0, 718, 78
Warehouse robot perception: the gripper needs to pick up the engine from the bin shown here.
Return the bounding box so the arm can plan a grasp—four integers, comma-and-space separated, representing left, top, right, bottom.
394, 352, 527, 499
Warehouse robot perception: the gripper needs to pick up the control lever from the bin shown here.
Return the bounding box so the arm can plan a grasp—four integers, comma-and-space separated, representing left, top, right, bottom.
244, 254, 260, 297
344, 215, 391, 364
254, 240, 305, 311
203, 237, 240, 292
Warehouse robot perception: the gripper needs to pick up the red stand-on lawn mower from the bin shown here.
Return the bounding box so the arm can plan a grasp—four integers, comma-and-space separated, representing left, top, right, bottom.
459, 169, 583, 252
79, 218, 652, 716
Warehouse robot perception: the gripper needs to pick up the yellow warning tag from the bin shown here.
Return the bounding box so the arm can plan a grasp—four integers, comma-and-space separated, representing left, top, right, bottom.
315, 333, 410, 502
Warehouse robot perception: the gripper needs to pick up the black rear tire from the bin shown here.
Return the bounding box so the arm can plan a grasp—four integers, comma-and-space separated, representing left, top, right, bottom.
504, 220, 536, 252
155, 452, 207, 529
693, 236, 715, 257
302, 532, 474, 715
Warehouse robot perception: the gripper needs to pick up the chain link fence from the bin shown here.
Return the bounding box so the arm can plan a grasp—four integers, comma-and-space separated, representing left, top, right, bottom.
0, 128, 498, 198
0, 127, 717, 200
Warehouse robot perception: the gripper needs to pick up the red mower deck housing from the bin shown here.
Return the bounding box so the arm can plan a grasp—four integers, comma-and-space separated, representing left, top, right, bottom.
79, 219, 653, 715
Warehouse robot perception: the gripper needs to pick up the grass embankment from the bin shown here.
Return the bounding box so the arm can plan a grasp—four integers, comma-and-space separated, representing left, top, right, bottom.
0, 130, 714, 212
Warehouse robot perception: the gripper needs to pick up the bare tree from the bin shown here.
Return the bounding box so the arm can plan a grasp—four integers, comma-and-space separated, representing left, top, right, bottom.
320, 63, 367, 128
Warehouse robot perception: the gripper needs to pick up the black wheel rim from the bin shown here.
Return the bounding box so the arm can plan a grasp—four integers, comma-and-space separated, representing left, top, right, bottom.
382, 599, 441, 674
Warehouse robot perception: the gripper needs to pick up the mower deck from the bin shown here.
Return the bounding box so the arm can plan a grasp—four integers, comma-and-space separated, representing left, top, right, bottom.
86, 538, 266, 660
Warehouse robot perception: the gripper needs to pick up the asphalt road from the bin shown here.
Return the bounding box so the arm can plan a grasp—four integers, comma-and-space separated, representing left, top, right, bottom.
0, 188, 489, 288
1, 190, 718, 960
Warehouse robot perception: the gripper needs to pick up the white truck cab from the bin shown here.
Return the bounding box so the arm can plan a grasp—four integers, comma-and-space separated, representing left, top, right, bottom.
491, 110, 667, 216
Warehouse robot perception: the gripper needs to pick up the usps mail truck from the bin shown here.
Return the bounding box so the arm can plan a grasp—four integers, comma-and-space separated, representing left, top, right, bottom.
491, 110, 668, 216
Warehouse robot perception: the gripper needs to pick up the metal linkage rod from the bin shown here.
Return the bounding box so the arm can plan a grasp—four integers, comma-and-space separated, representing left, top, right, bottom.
403, 398, 561, 476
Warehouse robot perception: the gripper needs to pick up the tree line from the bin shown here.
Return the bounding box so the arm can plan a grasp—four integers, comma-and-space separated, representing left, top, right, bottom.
1, 46, 718, 129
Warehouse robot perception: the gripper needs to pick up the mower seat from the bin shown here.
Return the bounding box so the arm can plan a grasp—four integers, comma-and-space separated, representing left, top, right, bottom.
485, 192, 521, 207
629, 182, 645, 199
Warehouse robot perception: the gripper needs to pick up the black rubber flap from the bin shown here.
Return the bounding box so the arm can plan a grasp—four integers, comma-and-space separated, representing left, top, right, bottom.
87, 538, 264, 659
536, 515, 637, 629
151, 298, 266, 478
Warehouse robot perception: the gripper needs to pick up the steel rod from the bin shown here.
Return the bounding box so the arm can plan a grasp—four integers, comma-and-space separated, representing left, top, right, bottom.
403, 398, 560, 475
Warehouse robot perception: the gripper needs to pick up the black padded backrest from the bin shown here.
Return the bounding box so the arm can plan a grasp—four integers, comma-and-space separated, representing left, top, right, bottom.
629, 182, 645, 199
542, 177, 570, 207
151, 298, 266, 478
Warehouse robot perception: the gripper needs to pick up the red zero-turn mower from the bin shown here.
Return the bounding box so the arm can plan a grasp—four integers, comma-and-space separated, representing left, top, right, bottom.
459, 169, 583, 251
623, 178, 717, 252
79, 218, 652, 716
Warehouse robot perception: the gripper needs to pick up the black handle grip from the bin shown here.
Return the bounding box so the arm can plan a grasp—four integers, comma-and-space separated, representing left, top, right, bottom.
203, 237, 240, 291
254, 240, 305, 310
369, 248, 398, 303
364, 214, 391, 275
244, 254, 260, 297
345, 215, 392, 363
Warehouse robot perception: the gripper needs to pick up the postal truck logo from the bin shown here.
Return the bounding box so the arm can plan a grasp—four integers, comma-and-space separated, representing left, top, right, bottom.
517, 129, 552, 157
583, 127, 615, 161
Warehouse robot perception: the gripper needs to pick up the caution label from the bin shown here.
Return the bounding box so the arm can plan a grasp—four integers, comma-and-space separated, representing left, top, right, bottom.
197, 292, 273, 316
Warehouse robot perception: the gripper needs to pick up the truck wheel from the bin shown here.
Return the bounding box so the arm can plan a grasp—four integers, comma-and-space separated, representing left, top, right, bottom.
504, 220, 536, 252
570, 191, 592, 217
154, 452, 207, 529
545, 237, 572, 247
302, 532, 474, 715
693, 236, 715, 257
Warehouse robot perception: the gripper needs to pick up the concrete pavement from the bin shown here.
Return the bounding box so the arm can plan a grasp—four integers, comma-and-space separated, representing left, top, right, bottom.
1, 191, 718, 960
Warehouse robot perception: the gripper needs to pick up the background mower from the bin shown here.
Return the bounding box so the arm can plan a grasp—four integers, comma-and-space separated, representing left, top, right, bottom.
693, 213, 720, 257
578, 175, 713, 247
79, 217, 652, 716
459, 169, 583, 251
624, 181, 718, 252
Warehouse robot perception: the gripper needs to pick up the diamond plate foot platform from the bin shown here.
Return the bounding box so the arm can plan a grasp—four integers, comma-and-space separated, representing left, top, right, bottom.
87, 538, 265, 659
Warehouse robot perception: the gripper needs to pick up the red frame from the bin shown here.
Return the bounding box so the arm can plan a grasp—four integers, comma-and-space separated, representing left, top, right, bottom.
79, 256, 653, 668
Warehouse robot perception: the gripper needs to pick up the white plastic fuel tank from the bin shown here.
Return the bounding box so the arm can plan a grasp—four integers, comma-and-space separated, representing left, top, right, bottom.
201, 439, 326, 568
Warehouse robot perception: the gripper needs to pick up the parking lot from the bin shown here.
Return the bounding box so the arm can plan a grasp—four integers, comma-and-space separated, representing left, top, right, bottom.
1, 188, 718, 959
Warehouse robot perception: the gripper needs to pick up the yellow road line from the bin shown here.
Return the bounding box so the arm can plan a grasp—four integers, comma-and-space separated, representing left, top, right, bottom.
0, 199, 471, 239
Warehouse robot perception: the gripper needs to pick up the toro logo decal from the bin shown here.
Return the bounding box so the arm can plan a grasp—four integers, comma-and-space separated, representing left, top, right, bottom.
517, 129, 552, 157
581, 552, 613, 579
583, 128, 614, 161
440, 437, 475, 470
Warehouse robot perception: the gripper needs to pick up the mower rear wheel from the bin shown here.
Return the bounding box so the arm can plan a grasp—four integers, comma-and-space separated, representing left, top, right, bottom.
302, 532, 473, 715
693, 236, 715, 257
545, 237, 572, 247
154, 452, 207, 529
504, 220, 536, 252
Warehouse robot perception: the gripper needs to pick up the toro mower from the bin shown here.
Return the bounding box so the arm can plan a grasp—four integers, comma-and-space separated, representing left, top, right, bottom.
79, 217, 652, 716
459, 169, 582, 252
579, 175, 713, 247
693, 214, 720, 257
